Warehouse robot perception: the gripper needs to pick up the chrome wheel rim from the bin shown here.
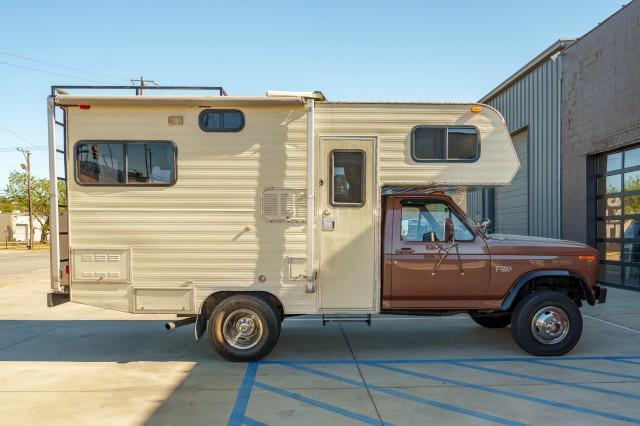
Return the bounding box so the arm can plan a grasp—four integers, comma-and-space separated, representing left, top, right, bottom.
531, 306, 570, 345
222, 309, 263, 350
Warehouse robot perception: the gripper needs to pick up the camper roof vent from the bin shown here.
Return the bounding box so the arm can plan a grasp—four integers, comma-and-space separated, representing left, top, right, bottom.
261, 188, 307, 223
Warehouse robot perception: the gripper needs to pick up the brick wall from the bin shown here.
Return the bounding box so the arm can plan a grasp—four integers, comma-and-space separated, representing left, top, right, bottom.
561, 0, 640, 243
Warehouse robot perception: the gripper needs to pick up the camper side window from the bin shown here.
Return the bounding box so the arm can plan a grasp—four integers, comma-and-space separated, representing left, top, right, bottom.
76, 141, 176, 185
199, 109, 245, 132
411, 126, 479, 162
331, 150, 365, 206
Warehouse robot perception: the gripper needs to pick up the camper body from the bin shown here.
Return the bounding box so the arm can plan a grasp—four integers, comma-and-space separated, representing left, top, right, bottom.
47, 87, 605, 361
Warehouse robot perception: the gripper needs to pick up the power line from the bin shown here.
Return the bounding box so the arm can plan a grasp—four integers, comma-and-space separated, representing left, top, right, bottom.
0, 123, 47, 152
0, 60, 112, 84
0, 50, 127, 82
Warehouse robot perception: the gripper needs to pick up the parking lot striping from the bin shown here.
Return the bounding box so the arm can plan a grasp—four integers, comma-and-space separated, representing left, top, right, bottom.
584, 314, 640, 335
611, 359, 640, 366
450, 362, 640, 400
286, 363, 524, 426
259, 355, 640, 366
231, 357, 640, 425
526, 359, 640, 381
253, 381, 386, 426
369, 363, 640, 425
242, 417, 266, 426
228, 363, 258, 426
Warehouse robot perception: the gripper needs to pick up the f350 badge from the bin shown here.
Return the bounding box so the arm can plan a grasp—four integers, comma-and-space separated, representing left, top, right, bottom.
495, 265, 513, 273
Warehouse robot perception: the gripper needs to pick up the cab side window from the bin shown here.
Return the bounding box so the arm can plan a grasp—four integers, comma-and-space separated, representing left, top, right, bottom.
400, 202, 474, 242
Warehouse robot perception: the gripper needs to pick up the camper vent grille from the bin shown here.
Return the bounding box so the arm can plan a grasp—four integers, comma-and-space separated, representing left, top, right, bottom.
261, 188, 307, 223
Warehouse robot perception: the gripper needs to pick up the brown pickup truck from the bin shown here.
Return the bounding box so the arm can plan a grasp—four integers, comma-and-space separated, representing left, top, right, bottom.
380, 194, 607, 356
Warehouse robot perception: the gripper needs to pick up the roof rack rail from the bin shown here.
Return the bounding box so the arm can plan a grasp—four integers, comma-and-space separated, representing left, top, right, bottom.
50, 85, 227, 97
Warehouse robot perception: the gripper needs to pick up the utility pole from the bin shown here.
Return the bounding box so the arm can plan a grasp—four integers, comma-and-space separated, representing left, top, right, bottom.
17, 147, 33, 249
131, 76, 156, 96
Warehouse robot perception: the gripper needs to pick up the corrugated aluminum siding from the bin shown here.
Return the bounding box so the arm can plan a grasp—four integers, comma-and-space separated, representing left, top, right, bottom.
468, 55, 562, 238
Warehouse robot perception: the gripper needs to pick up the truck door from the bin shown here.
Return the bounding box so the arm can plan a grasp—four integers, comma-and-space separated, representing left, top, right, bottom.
389, 197, 491, 309
318, 138, 376, 310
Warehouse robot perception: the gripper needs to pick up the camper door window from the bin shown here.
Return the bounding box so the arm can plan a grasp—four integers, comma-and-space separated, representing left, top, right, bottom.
75, 141, 176, 186
411, 126, 479, 162
331, 150, 365, 206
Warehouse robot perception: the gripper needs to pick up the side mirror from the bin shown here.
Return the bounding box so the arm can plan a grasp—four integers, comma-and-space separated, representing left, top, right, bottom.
443, 218, 454, 242
477, 218, 492, 233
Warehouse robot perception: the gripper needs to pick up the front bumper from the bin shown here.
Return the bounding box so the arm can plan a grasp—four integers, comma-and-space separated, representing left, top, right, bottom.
594, 285, 607, 304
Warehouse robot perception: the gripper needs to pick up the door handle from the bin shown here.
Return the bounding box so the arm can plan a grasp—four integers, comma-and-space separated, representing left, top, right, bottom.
395, 248, 415, 254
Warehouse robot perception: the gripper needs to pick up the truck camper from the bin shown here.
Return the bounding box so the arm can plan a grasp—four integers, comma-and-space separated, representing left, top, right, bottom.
47, 86, 606, 361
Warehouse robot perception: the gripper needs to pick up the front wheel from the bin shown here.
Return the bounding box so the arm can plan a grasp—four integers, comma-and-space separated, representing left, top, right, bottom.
208, 295, 281, 362
511, 291, 582, 356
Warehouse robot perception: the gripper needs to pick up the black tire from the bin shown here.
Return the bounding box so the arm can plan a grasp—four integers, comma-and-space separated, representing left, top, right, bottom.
511, 290, 582, 356
469, 312, 511, 328
208, 294, 281, 362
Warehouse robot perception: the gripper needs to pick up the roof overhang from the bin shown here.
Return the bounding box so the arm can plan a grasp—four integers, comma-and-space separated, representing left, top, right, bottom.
479, 38, 576, 103
266, 90, 326, 101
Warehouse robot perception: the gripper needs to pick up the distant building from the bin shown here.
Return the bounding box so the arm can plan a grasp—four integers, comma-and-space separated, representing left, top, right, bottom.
468, 0, 640, 290
0, 211, 45, 243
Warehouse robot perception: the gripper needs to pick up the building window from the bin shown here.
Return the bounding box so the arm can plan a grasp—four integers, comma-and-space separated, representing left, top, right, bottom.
331, 150, 365, 206
411, 126, 479, 162
596, 145, 640, 289
198, 109, 245, 132
76, 141, 176, 186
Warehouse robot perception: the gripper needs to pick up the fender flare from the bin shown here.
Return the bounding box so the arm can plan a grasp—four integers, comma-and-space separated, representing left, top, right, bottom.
500, 270, 594, 311
194, 290, 284, 341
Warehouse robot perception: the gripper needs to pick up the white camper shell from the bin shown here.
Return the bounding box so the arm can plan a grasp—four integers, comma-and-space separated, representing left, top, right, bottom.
47, 86, 518, 359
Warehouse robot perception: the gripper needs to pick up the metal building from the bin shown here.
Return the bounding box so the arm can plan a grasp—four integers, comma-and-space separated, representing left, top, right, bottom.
467, 39, 574, 238
469, 0, 640, 290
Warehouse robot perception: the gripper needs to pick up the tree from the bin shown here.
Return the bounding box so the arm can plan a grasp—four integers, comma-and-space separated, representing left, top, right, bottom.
0, 194, 26, 213
4, 171, 66, 243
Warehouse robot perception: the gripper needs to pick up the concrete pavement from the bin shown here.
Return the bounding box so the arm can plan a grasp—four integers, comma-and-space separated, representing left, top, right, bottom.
0, 251, 638, 425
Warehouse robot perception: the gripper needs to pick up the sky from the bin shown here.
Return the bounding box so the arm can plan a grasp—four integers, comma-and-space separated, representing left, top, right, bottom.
0, 0, 627, 188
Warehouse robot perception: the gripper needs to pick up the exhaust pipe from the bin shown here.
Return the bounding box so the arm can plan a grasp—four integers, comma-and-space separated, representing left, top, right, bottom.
165, 316, 196, 330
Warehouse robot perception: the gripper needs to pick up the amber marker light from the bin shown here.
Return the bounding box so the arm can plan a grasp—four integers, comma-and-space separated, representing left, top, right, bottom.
471, 105, 482, 113
578, 255, 596, 262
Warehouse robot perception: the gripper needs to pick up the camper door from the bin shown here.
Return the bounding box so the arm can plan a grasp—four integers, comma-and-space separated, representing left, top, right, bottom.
318, 137, 376, 311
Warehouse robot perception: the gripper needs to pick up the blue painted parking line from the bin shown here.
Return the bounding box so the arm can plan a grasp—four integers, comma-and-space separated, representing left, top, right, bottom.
287, 363, 523, 426
254, 381, 385, 425
527, 359, 640, 381
451, 361, 640, 400
229, 356, 640, 425
228, 363, 258, 426
242, 417, 266, 426
259, 355, 640, 365
611, 359, 640, 366
368, 363, 640, 425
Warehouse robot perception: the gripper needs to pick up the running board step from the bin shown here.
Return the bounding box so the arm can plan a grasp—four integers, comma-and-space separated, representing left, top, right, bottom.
322, 314, 372, 326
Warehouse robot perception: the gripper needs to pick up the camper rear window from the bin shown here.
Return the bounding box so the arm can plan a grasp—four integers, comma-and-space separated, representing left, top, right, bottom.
75, 141, 176, 185
411, 126, 479, 162
199, 109, 245, 132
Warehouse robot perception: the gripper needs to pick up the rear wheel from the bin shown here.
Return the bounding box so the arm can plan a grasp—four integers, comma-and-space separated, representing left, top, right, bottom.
511, 291, 582, 356
469, 312, 511, 328
208, 295, 281, 362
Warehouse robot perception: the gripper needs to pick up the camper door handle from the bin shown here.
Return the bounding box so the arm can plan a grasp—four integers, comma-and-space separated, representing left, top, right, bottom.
395, 248, 414, 254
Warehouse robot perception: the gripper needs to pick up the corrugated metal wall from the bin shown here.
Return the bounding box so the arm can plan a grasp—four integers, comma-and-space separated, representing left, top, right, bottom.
468, 55, 562, 238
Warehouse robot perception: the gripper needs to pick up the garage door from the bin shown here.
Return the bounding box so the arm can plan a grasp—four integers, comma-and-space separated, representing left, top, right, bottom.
494, 130, 528, 235
13, 224, 27, 242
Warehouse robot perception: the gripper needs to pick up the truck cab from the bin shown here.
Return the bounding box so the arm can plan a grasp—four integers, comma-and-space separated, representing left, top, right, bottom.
381, 193, 607, 356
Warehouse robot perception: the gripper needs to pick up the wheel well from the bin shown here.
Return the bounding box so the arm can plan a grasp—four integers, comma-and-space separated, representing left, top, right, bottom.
511, 276, 588, 309
199, 291, 284, 321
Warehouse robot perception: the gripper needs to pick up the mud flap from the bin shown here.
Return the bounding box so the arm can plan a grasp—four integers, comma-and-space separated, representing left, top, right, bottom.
193, 313, 207, 342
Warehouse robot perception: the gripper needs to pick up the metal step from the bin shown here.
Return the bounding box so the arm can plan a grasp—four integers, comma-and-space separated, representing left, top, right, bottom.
322, 314, 372, 326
